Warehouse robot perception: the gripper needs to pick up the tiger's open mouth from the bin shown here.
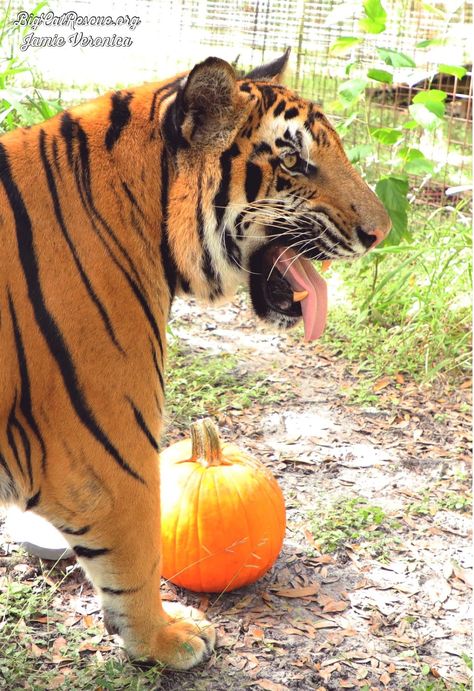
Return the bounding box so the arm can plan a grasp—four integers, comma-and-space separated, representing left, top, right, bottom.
249, 244, 328, 341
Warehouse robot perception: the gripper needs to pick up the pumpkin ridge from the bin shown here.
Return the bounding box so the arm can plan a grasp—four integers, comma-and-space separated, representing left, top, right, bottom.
195, 463, 206, 592
255, 471, 286, 569
238, 470, 272, 579
171, 464, 200, 585
210, 467, 245, 593
205, 468, 223, 591
229, 473, 255, 590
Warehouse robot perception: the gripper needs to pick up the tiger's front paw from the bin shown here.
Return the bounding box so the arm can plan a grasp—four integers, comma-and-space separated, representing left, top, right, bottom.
153, 602, 215, 671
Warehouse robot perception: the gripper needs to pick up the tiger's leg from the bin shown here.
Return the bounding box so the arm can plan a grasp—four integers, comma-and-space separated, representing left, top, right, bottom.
41, 457, 215, 671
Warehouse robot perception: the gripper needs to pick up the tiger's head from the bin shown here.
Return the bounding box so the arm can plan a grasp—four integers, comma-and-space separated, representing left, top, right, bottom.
163, 50, 391, 340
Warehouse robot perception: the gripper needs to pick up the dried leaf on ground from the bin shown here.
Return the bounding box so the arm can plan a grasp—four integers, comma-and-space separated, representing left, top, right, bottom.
453, 563, 473, 588
423, 577, 451, 604
256, 679, 289, 691
322, 599, 349, 613
1, 295, 471, 691
30, 642, 46, 658
274, 584, 320, 598
373, 377, 392, 392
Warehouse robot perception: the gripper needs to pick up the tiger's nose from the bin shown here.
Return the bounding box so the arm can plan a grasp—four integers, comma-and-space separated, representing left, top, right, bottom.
357, 226, 387, 249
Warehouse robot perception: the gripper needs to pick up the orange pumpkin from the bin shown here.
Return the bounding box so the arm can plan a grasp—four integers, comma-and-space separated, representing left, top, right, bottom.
160, 418, 286, 592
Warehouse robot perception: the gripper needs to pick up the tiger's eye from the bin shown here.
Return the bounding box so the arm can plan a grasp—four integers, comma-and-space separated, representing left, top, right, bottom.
282, 153, 298, 169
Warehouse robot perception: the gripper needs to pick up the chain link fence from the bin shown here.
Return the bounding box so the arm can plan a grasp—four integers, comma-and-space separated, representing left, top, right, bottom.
4, 0, 472, 201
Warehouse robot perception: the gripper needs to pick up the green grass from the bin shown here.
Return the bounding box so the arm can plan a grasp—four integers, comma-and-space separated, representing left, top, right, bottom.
406, 677, 470, 691
0, 569, 163, 690
0, 1, 64, 134
361, 679, 470, 691
309, 496, 401, 560
316, 202, 471, 398
406, 488, 472, 516
165, 337, 280, 430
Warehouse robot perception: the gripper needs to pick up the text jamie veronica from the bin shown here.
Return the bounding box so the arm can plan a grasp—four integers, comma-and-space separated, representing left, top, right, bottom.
15, 11, 141, 50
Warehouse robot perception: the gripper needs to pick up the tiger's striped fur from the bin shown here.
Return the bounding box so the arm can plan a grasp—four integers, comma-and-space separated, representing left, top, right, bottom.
0, 52, 390, 669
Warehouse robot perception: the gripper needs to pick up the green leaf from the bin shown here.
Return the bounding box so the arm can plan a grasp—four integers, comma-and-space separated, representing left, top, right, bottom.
329, 36, 363, 56
0, 104, 15, 126
421, 2, 448, 18
402, 119, 419, 130
427, 101, 445, 117
0, 87, 29, 107
335, 112, 358, 136
1, 67, 29, 78
398, 146, 425, 161
367, 68, 393, 83
411, 91, 447, 119
409, 102, 444, 128
359, 17, 386, 33
375, 175, 411, 245
421, 664, 431, 676
404, 157, 435, 175
416, 38, 446, 48
398, 148, 435, 175
377, 48, 416, 68
345, 61, 359, 76
359, 0, 386, 33
338, 78, 368, 104
412, 89, 448, 103
347, 144, 373, 163
371, 127, 403, 144
363, 0, 387, 21
438, 64, 468, 79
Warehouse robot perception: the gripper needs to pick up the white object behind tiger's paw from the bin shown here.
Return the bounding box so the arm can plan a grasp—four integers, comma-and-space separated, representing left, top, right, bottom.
5, 507, 73, 560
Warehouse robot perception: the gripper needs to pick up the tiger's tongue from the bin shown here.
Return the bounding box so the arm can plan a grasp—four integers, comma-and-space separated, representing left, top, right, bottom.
274, 248, 328, 341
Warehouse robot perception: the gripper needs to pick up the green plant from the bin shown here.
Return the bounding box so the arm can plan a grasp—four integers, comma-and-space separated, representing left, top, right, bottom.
309, 496, 400, 558
400, 647, 471, 690
288, 8, 472, 392
406, 490, 435, 516
165, 337, 280, 429
319, 202, 471, 386
343, 381, 381, 406
0, 571, 164, 689
441, 492, 472, 512
0, 1, 62, 133
333, 6, 467, 169
407, 488, 472, 515
407, 677, 470, 691
328, 1, 471, 297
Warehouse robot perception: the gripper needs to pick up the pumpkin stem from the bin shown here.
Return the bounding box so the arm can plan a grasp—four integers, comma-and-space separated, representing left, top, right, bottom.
190, 418, 223, 467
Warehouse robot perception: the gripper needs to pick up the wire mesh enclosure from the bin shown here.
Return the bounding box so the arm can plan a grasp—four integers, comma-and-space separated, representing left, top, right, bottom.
363, 63, 472, 203
165, 0, 472, 202
4, 0, 472, 201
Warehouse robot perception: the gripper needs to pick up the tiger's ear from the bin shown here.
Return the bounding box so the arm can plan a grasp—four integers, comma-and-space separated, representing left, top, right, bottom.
179, 57, 244, 147
245, 47, 291, 82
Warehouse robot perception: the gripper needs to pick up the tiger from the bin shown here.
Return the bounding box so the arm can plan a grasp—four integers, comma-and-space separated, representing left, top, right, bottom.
0, 49, 391, 671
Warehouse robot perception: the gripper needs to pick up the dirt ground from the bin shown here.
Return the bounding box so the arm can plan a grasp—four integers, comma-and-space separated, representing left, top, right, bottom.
1, 293, 472, 690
